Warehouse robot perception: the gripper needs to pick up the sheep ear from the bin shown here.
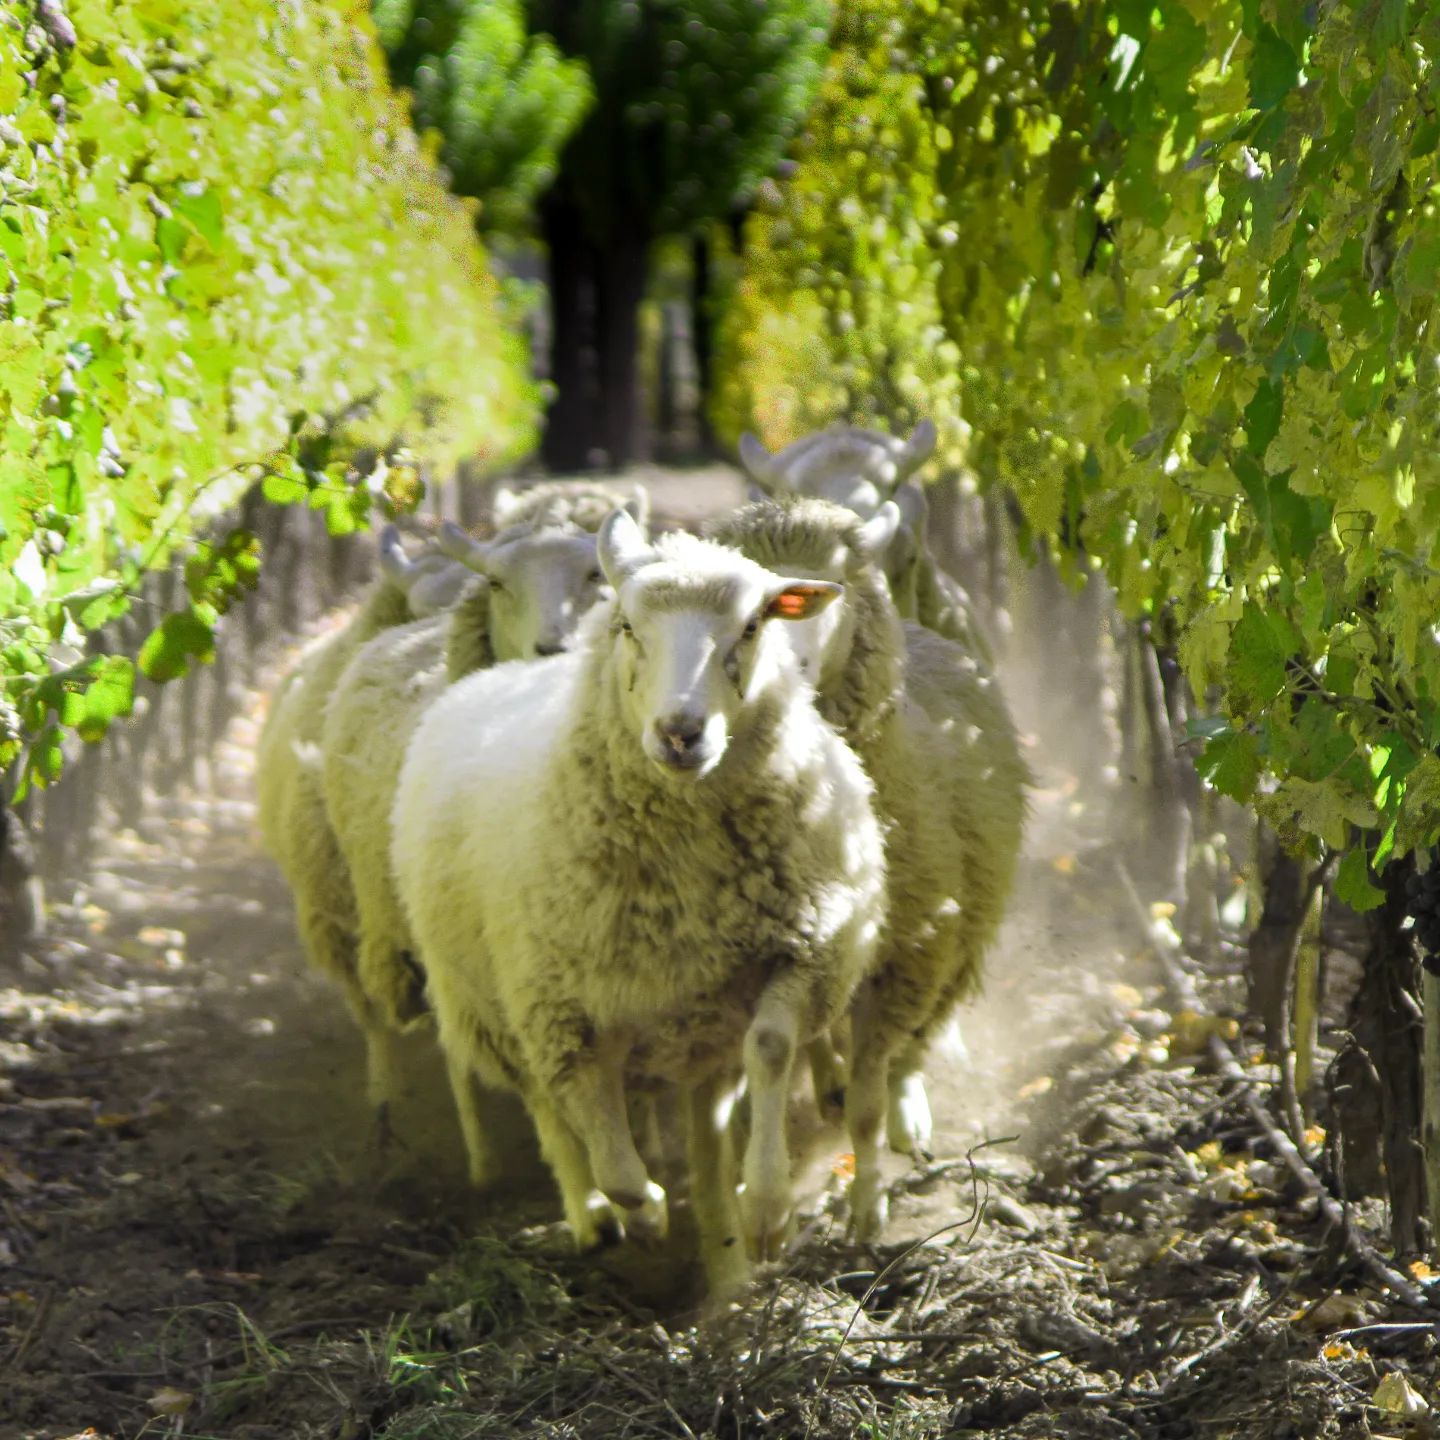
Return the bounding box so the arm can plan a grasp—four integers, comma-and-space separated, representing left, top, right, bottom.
765, 579, 844, 621
854, 502, 902, 564
898, 419, 937, 477
491, 485, 520, 523
598, 507, 657, 588
436, 520, 492, 574
893, 481, 928, 540
378, 525, 414, 587
622, 484, 651, 530
738, 432, 777, 488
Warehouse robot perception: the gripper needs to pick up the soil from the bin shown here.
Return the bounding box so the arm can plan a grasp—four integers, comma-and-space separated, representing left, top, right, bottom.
3, 472, 1438, 1440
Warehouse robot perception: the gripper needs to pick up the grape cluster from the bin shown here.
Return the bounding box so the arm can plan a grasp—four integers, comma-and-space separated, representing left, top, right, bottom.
1403, 868, 1440, 977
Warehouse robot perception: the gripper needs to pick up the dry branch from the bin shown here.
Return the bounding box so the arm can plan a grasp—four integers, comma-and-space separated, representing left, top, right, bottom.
1114, 859, 1439, 1314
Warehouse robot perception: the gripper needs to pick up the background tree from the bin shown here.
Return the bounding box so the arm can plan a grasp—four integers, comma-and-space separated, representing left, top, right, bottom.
527, 0, 831, 470
373, 0, 592, 235
0, 0, 535, 919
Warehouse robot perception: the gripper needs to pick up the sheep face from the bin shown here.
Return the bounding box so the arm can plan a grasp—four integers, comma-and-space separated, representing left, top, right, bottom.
745, 503, 904, 687
598, 511, 842, 781
485, 531, 612, 660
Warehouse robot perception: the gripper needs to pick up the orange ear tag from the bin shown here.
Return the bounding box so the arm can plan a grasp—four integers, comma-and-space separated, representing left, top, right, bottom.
770, 585, 823, 619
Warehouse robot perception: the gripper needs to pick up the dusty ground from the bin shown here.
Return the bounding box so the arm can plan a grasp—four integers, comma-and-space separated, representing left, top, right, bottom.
3, 473, 1439, 1439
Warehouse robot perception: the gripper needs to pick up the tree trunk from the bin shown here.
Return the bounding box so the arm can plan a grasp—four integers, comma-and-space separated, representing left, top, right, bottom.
1424, 965, 1440, 1259
1247, 834, 1308, 1060
540, 189, 597, 473
691, 230, 715, 456
0, 794, 42, 963
594, 223, 650, 470
1348, 853, 1430, 1256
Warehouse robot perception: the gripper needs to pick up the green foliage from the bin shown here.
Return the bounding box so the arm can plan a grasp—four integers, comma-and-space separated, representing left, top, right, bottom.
375, 0, 592, 233
722, 0, 1440, 884
0, 0, 536, 795
531, 0, 832, 239
711, 0, 966, 471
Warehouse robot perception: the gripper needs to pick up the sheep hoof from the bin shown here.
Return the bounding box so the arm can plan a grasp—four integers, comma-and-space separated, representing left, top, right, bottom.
740, 1188, 792, 1263
573, 1192, 625, 1252
615, 1179, 669, 1246
849, 1187, 889, 1245
886, 1074, 933, 1157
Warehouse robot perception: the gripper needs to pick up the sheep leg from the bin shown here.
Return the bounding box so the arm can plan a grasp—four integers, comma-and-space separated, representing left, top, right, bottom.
443, 1050, 499, 1188
846, 1005, 892, 1243
685, 1074, 749, 1298
314, 916, 407, 1141
738, 985, 804, 1262
361, 1011, 406, 1138
527, 1095, 624, 1251
558, 1046, 669, 1242
886, 1038, 934, 1158
807, 1035, 847, 1120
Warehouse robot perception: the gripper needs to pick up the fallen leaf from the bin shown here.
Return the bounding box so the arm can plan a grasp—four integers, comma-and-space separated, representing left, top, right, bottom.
832, 1152, 855, 1179
1110, 983, 1144, 1009
1109, 1030, 1141, 1063
1052, 854, 1077, 875
1300, 1292, 1370, 1333
137, 926, 185, 949
1168, 1010, 1240, 1056
1191, 1140, 1223, 1171
1017, 1075, 1054, 1100
148, 1387, 195, 1417
1372, 1371, 1429, 1416
1323, 1341, 1369, 1361
1304, 1124, 1327, 1149
1149, 901, 1177, 920
1408, 1259, 1435, 1281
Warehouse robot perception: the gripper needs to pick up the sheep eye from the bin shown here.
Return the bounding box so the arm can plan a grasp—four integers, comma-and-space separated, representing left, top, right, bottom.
588, 568, 604, 584
743, 618, 760, 638
488, 577, 505, 594
619, 617, 633, 635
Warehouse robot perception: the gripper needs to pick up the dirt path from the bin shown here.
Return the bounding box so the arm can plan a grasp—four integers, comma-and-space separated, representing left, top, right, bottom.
2, 476, 1433, 1438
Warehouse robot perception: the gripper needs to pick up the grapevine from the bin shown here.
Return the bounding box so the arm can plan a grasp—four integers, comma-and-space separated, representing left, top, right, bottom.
1, 0, 537, 796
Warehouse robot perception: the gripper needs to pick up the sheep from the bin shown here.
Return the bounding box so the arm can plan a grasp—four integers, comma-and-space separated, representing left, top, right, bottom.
390, 510, 887, 1286
378, 525, 476, 619
490, 478, 650, 536
319, 497, 639, 1171
738, 422, 991, 660
738, 421, 938, 516
708, 497, 1028, 1238
256, 527, 473, 1126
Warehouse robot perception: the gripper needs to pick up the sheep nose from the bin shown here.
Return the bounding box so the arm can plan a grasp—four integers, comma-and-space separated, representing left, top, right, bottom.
655, 715, 705, 757
534, 640, 566, 657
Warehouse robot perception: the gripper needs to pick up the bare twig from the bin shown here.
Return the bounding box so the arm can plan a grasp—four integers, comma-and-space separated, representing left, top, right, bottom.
1114, 859, 1439, 1314
800, 1138, 1001, 1440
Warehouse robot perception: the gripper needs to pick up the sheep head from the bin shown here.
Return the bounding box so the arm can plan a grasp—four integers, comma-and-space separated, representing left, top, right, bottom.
737, 421, 936, 519
439, 519, 614, 661
377, 525, 473, 619
598, 508, 841, 781
705, 498, 908, 740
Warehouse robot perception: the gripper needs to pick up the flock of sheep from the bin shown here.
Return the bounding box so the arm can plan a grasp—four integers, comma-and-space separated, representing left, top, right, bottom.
257, 424, 1030, 1296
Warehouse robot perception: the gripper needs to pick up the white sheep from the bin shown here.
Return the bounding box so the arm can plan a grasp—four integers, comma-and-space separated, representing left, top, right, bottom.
738, 421, 938, 516
709, 497, 1028, 1238
490, 478, 650, 536
739, 423, 990, 659
320, 495, 641, 1167
390, 511, 886, 1287
256, 527, 472, 1124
